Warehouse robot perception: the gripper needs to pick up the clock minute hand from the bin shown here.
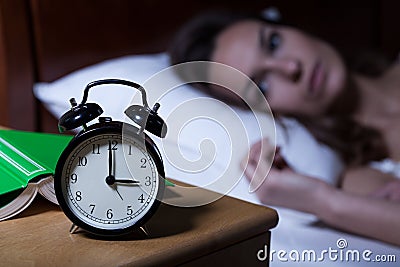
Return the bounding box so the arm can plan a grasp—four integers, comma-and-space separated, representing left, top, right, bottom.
108, 141, 113, 177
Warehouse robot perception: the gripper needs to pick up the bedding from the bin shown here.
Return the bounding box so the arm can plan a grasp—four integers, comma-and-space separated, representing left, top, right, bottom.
34, 52, 344, 185
34, 53, 400, 266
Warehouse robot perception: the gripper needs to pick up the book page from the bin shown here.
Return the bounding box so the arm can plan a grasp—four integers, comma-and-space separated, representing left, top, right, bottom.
37, 176, 58, 205
0, 184, 38, 221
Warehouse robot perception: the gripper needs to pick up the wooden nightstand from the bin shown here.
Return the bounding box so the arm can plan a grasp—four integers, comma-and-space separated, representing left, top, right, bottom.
0, 183, 278, 266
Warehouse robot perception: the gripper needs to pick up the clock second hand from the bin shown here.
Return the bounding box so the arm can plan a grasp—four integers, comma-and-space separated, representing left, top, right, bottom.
114, 185, 124, 201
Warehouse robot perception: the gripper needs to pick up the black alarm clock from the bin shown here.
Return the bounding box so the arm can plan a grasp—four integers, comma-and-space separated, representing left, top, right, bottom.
54, 79, 167, 236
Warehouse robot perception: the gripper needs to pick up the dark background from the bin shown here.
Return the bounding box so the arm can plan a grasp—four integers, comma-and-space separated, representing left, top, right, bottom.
0, 0, 399, 132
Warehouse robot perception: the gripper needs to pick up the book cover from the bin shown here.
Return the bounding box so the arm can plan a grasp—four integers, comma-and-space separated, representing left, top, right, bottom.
0, 130, 72, 211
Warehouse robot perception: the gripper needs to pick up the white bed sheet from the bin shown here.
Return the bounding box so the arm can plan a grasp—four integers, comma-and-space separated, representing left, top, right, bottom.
34, 53, 400, 266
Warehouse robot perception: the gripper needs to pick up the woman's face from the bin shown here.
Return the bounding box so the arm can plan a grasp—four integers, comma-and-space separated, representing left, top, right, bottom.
210, 20, 347, 116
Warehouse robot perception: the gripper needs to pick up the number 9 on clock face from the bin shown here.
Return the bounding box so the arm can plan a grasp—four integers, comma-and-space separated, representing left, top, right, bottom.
55, 127, 165, 236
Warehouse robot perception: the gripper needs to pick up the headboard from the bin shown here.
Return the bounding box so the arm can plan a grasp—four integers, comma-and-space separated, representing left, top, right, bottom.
1, 0, 399, 133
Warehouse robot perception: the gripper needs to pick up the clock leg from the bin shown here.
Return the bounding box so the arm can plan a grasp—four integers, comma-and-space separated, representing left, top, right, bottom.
139, 225, 150, 237
69, 223, 80, 234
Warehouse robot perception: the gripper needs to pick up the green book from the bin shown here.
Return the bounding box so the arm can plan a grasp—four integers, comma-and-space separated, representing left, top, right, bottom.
0, 130, 72, 220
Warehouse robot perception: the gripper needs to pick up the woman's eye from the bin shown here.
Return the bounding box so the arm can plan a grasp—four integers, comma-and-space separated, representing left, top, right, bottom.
258, 80, 269, 95
268, 31, 281, 52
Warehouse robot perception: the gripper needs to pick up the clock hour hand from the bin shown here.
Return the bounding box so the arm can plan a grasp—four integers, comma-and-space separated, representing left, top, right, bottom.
114, 179, 140, 184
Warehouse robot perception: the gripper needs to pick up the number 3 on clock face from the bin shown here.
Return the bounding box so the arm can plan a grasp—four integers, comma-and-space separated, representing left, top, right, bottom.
55, 127, 164, 236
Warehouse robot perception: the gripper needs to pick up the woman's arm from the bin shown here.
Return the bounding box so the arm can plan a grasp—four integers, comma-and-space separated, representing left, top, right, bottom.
320, 184, 400, 246
340, 166, 397, 196
243, 138, 400, 246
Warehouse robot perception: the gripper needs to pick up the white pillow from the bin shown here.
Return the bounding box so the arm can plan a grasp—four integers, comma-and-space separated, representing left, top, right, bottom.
34, 53, 170, 122
34, 53, 344, 204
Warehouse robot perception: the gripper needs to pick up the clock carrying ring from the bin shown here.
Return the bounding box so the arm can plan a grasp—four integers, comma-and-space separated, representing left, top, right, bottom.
58, 78, 167, 138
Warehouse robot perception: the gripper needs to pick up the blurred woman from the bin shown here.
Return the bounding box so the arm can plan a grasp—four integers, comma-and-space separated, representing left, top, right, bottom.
169, 10, 400, 245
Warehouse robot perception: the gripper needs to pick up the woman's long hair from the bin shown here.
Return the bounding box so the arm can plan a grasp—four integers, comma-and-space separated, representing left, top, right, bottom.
168, 10, 389, 165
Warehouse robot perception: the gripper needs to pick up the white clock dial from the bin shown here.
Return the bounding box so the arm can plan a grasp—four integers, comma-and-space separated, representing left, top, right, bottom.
60, 133, 160, 231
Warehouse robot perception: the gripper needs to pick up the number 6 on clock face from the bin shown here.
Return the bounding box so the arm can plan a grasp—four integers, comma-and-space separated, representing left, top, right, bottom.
55, 123, 165, 236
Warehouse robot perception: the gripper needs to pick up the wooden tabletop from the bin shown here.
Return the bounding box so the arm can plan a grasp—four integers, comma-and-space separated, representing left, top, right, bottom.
0, 185, 278, 266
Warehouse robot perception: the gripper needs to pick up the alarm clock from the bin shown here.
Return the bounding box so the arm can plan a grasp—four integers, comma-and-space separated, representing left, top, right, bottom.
54, 79, 167, 236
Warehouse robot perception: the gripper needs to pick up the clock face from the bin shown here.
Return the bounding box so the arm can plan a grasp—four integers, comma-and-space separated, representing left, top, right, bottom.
55, 129, 163, 235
